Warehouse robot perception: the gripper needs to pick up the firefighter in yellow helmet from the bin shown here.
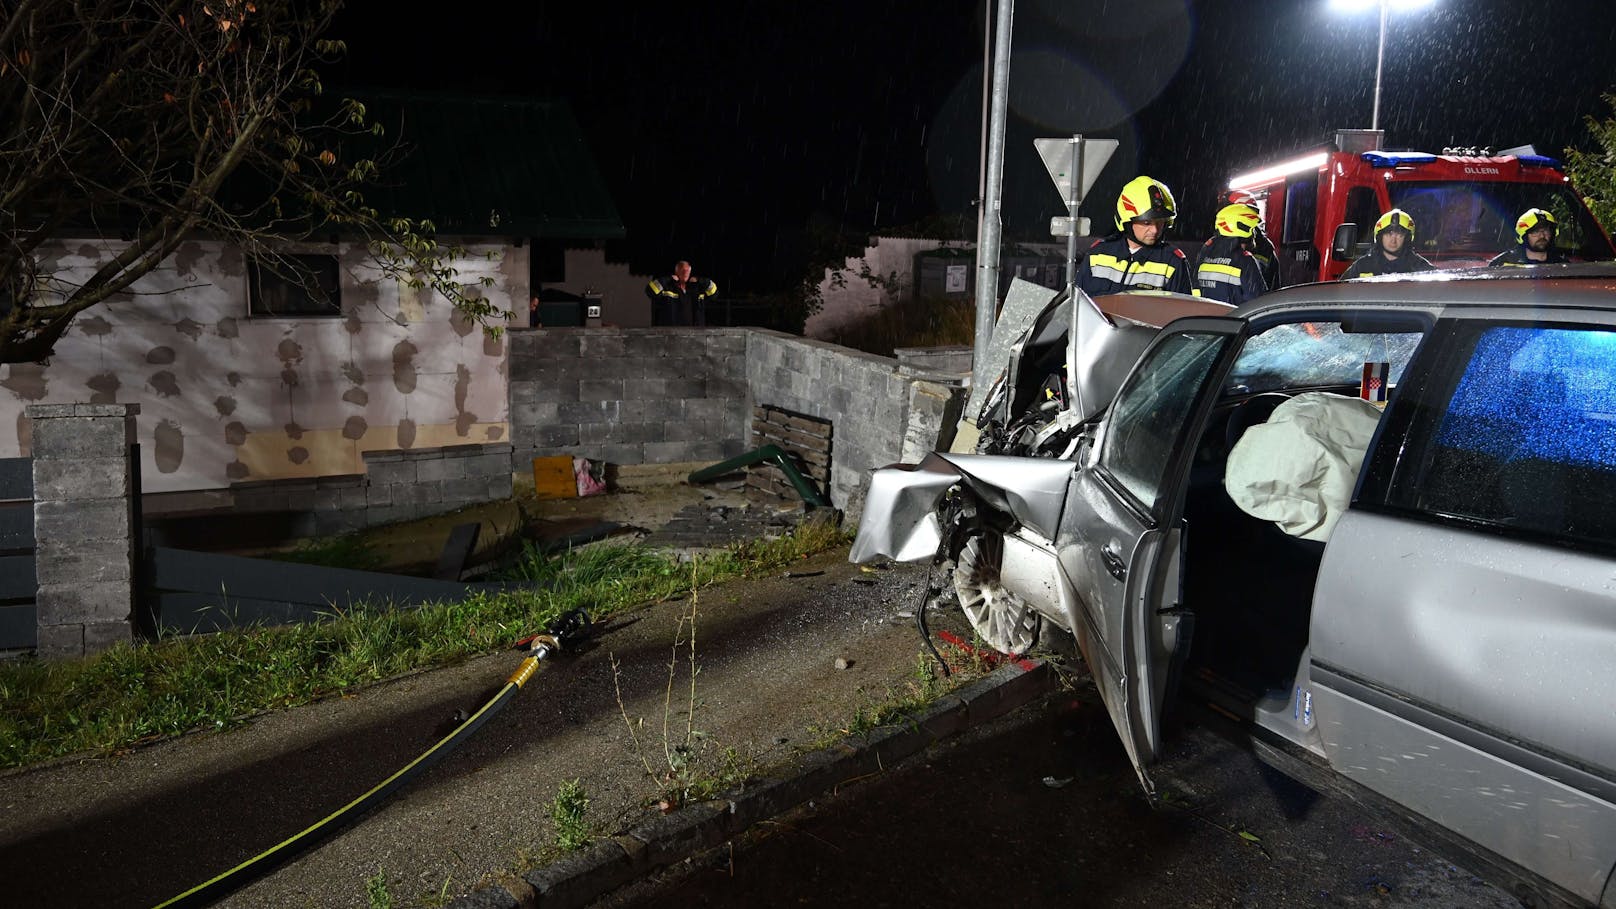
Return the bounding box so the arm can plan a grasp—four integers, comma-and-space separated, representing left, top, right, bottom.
1339, 209, 1434, 279
1488, 208, 1568, 266
1225, 190, 1281, 288
1076, 176, 1193, 296
1193, 203, 1268, 305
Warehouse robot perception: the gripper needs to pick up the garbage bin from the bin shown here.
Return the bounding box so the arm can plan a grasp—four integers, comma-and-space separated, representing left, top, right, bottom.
914, 248, 975, 300
536, 288, 586, 327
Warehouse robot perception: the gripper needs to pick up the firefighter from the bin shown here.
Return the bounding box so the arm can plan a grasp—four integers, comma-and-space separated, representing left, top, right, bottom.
1226, 191, 1281, 289
1339, 209, 1434, 279
644, 260, 718, 326
1194, 203, 1269, 305
1488, 208, 1569, 267
1076, 175, 1193, 296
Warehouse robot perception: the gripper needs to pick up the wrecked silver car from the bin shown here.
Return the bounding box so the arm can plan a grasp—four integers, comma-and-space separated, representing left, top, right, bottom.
853, 270, 1616, 907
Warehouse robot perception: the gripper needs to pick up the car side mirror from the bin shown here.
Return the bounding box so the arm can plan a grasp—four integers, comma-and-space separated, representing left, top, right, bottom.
1331, 223, 1360, 261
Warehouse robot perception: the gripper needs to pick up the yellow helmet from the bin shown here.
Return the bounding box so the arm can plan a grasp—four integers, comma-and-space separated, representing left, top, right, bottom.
1515, 208, 1557, 243
1374, 208, 1416, 245
1214, 203, 1262, 239
1115, 175, 1177, 230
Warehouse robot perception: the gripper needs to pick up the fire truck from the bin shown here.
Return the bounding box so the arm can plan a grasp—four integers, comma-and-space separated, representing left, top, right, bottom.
1226, 129, 1616, 286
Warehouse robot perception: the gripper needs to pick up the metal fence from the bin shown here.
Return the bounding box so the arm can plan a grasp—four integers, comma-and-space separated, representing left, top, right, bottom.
0, 457, 35, 650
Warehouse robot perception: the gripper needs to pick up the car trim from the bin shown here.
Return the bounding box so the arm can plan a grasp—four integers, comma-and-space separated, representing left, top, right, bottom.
1351, 500, 1616, 560
1310, 660, 1616, 807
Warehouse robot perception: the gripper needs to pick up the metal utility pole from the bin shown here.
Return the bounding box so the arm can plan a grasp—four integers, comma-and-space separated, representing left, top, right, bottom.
973, 0, 991, 257
1372, 0, 1389, 131
1064, 138, 1084, 292
973, 0, 1014, 374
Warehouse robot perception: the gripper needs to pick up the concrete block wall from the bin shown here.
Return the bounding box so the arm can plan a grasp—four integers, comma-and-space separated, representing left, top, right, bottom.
227, 442, 513, 535
508, 329, 750, 471
359, 443, 513, 529
503, 327, 966, 518
744, 331, 923, 515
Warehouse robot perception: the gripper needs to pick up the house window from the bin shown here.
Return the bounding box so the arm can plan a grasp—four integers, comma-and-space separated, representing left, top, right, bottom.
248, 254, 342, 317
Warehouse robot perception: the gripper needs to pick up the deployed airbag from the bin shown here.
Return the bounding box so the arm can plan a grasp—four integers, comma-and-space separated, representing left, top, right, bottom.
1223, 392, 1384, 541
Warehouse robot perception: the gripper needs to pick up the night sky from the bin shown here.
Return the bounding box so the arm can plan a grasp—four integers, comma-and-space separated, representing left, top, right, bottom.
330, 0, 1616, 293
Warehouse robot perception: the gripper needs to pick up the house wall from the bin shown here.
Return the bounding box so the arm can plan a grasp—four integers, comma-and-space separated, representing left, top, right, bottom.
802, 237, 1074, 342
0, 237, 523, 494
803, 236, 971, 340
544, 248, 655, 328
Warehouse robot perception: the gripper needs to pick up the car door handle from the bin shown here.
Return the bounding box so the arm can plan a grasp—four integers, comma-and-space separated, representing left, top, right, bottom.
1100, 545, 1127, 581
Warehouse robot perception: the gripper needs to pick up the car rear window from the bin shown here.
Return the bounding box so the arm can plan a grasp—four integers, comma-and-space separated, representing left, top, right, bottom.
1394, 324, 1616, 547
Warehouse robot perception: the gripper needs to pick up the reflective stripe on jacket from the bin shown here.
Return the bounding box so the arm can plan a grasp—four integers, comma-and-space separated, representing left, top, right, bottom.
1076, 236, 1192, 296
645, 275, 718, 326
1193, 237, 1267, 305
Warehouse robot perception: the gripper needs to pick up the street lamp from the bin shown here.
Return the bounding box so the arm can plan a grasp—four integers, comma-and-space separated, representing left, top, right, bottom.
1330, 0, 1438, 132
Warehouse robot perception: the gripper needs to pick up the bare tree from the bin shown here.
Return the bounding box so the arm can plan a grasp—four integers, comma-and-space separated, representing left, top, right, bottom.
0, 0, 499, 364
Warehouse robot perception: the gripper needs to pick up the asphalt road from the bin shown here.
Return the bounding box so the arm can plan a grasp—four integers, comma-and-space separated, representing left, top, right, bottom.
604, 683, 1526, 909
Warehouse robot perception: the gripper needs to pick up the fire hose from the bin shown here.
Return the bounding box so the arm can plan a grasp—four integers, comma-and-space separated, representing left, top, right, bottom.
152, 608, 592, 909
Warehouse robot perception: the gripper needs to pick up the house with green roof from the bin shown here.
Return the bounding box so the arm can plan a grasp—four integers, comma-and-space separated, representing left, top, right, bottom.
0, 92, 623, 504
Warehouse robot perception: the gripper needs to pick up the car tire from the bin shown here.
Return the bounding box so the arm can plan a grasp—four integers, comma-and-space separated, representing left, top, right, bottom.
952, 531, 1041, 655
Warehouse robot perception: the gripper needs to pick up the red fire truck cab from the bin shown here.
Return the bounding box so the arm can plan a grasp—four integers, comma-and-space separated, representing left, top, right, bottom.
1227, 129, 1616, 286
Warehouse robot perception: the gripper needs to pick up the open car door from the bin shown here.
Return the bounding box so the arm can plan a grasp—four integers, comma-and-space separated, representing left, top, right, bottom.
1055, 314, 1244, 795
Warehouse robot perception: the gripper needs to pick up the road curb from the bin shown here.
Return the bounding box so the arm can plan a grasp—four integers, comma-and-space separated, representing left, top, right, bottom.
446, 657, 1055, 909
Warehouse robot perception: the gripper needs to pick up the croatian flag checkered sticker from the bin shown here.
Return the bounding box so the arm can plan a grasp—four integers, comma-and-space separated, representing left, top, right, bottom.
1361, 361, 1389, 402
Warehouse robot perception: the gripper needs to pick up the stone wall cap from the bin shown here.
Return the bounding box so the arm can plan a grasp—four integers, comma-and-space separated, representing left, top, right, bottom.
24, 403, 141, 418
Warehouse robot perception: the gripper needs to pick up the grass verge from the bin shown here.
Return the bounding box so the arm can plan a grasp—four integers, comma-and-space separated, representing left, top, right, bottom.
0, 517, 847, 772
807, 646, 997, 750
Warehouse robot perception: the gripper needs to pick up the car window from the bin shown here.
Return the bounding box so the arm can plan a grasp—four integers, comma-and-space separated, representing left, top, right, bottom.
1283, 177, 1316, 244
1393, 324, 1616, 547
1228, 321, 1423, 393
1343, 186, 1380, 255
1100, 331, 1229, 512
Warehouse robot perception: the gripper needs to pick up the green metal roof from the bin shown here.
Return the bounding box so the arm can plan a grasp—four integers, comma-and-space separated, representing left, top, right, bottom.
348, 91, 624, 240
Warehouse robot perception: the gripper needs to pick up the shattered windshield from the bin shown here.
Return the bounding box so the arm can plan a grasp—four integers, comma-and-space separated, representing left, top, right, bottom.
1228, 322, 1423, 394
1387, 181, 1611, 261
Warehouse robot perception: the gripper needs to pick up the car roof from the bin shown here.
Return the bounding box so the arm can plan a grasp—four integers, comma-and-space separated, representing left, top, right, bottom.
1231, 263, 1616, 320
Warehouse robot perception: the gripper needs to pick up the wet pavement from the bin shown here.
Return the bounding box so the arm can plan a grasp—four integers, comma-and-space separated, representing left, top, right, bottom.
604, 685, 1524, 909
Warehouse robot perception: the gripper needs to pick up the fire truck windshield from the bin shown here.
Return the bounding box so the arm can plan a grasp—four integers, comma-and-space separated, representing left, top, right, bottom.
1385, 181, 1612, 264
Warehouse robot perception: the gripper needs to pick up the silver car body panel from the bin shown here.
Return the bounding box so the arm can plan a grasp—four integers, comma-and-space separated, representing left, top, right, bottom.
1310, 509, 1616, 904
1065, 290, 1163, 424
1252, 651, 1329, 758
997, 532, 1069, 627
1056, 465, 1175, 791
848, 452, 1074, 564
847, 454, 963, 564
